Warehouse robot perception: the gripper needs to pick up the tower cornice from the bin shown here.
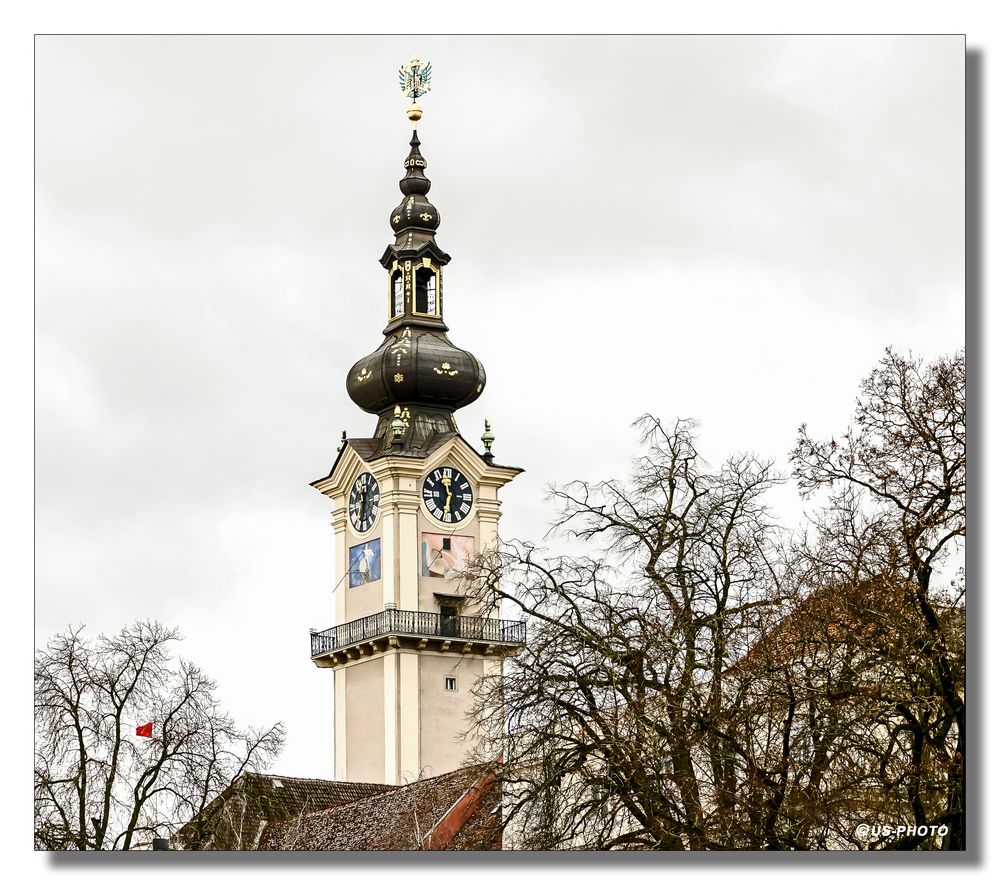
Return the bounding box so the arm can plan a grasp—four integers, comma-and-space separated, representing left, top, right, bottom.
378, 241, 451, 270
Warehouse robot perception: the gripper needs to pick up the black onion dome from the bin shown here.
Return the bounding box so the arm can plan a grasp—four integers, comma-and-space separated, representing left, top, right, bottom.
342, 123, 485, 448
347, 326, 486, 415
389, 132, 440, 247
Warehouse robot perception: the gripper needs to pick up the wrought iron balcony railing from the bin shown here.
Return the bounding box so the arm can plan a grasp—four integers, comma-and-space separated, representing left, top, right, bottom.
310, 608, 525, 658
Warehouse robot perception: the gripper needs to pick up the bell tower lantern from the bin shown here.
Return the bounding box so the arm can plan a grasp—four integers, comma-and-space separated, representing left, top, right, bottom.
309, 59, 524, 786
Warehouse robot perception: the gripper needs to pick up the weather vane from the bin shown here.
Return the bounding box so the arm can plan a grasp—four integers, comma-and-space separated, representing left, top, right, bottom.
399, 57, 432, 125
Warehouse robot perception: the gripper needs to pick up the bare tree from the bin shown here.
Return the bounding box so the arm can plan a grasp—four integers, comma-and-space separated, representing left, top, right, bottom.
465, 348, 965, 851
465, 417, 790, 849
34, 621, 284, 850
791, 347, 965, 849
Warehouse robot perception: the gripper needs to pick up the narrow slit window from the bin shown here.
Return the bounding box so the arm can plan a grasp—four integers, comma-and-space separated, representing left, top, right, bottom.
391, 271, 404, 317
415, 267, 437, 315
444, 677, 457, 691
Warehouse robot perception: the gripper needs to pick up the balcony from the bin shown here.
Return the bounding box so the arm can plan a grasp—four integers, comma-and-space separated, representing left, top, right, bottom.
310, 608, 526, 666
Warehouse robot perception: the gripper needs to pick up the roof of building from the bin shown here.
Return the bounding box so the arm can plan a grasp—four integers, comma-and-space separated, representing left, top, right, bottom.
727, 575, 965, 678
174, 772, 393, 850
257, 764, 500, 851
242, 773, 394, 819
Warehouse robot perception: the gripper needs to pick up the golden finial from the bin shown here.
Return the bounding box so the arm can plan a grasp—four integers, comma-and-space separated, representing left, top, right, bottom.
399, 58, 432, 127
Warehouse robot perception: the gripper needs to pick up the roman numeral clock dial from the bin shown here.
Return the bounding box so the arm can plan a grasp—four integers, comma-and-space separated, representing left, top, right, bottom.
422, 466, 473, 524
349, 472, 380, 533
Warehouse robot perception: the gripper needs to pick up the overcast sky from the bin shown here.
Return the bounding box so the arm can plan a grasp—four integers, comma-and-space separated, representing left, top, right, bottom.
35, 35, 965, 779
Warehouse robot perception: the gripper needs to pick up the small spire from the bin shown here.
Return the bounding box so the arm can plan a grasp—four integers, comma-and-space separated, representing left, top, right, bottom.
481, 419, 495, 463
389, 125, 440, 243
337, 430, 347, 452
390, 405, 406, 450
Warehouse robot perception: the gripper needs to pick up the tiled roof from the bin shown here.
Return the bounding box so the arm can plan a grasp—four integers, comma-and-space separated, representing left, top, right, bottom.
444, 788, 502, 851
242, 773, 393, 819
175, 772, 392, 850
729, 576, 963, 676
258, 765, 498, 851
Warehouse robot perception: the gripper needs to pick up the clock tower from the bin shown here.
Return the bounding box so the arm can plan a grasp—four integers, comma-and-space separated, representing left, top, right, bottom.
309, 60, 524, 786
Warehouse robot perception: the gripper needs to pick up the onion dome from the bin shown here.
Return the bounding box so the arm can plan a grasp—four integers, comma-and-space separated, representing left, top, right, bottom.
347, 328, 485, 416
344, 97, 486, 453
388, 132, 441, 248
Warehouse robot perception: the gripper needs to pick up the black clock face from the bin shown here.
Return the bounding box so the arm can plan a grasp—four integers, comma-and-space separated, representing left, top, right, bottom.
422, 466, 473, 524
349, 472, 380, 533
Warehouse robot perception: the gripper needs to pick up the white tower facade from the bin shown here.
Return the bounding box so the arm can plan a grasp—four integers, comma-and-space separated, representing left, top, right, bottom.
311, 438, 520, 784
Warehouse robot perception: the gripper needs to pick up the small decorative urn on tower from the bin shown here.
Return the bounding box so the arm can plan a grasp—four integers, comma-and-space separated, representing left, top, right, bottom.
309, 60, 524, 786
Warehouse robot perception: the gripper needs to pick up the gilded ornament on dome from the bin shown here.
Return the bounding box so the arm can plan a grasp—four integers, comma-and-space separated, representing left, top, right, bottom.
389, 328, 412, 367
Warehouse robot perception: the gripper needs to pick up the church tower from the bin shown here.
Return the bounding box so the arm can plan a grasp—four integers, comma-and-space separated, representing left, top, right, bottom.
309, 60, 524, 786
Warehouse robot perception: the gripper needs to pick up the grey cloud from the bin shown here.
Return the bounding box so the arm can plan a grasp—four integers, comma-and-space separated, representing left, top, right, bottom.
35, 36, 965, 777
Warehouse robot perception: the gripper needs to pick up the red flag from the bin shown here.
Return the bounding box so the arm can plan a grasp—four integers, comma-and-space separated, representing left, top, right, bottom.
136, 722, 153, 738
